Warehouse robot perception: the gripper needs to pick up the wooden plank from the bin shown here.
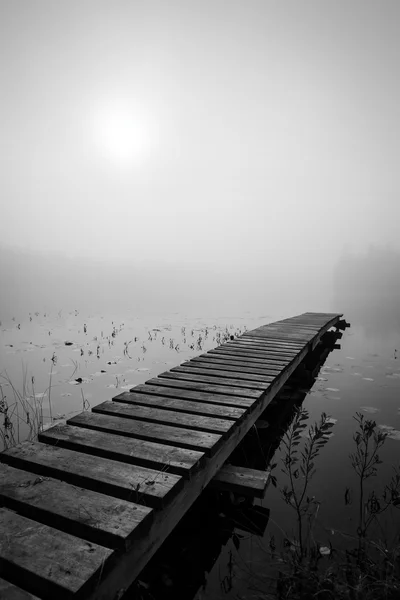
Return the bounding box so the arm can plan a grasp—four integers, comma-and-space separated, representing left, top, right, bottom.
210, 465, 270, 498
246, 329, 314, 341
39, 425, 203, 477
158, 370, 268, 391
221, 341, 299, 356
0, 463, 152, 550
113, 390, 245, 420
145, 377, 262, 399
68, 411, 222, 456
0, 508, 113, 600
235, 338, 303, 349
189, 357, 282, 375
93, 400, 234, 435
211, 346, 298, 359
0, 579, 40, 600
172, 364, 275, 383
240, 331, 305, 342
204, 351, 290, 366
229, 340, 302, 351
209, 348, 297, 361
131, 383, 255, 407
0, 441, 181, 508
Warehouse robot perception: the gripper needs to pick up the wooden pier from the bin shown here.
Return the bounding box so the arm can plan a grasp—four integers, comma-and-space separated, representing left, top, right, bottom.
0, 312, 345, 600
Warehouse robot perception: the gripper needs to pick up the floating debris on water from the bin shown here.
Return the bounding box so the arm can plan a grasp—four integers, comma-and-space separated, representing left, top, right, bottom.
377, 425, 400, 441
363, 377, 374, 381
361, 406, 380, 414
325, 387, 339, 392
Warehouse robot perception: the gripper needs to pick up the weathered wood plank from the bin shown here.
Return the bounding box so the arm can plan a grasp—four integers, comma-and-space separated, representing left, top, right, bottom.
218, 340, 300, 350
204, 350, 290, 366
171, 364, 275, 385
131, 383, 256, 407
238, 337, 306, 348
0, 579, 40, 600
0, 508, 113, 600
214, 347, 297, 360
209, 348, 297, 361
233, 338, 303, 350
210, 464, 270, 498
0, 463, 152, 550
219, 342, 298, 356
39, 425, 203, 476
145, 377, 263, 399
68, 411, 222, 456
189, 357, 282, 375
93, 400, 234, 435
113, 390, 245, 420
158, 370, 268, 391
0, 441, 181, 508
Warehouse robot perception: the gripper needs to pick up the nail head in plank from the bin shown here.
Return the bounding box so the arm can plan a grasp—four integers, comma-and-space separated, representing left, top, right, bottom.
68, 411, 222, 456
132, 383, 255, 407
0, 463, 152, 550
0, 508, 113, 600
0, 441, 181, 508
113, 391, 245, 420
93, 400, 234, 435
39, 425, 203, 477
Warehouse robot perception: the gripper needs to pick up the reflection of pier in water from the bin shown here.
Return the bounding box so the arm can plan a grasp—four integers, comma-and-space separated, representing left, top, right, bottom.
126, 326, 345, 600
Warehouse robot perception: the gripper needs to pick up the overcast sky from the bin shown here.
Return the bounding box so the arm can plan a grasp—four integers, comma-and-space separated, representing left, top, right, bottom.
1, 0, 398, 269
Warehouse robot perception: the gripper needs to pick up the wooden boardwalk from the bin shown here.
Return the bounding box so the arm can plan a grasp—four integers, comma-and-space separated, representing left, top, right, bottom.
0, 312, 343, 600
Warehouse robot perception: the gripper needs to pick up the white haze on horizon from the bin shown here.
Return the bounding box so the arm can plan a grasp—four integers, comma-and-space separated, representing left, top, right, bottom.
0, 0, 399, 274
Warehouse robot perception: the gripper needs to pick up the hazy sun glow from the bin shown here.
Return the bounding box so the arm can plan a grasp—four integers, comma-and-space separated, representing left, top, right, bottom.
91, 98, 154, 168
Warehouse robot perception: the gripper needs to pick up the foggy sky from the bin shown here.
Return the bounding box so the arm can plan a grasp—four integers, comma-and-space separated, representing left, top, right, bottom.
1, 0, 399, 269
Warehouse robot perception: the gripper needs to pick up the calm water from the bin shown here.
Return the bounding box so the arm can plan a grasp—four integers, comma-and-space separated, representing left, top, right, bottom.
1, 309, 400, 599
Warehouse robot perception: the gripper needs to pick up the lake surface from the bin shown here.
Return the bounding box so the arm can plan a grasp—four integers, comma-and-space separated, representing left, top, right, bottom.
1, 308, 399, 599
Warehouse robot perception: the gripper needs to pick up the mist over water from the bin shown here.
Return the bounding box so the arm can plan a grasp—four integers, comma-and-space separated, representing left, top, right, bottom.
0, 243, 335, 321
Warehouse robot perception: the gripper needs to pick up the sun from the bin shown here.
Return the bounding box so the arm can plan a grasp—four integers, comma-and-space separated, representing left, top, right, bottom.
91, 98, 154, 168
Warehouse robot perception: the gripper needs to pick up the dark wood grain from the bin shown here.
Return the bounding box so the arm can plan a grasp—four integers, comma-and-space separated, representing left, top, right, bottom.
144, 377, 263, 399
158, 370, 269, 391
39, 425, 203, 476
131, 383, 255, 407
211, 464, 270, 498
0, 441, 181, 507
68, 411, 222, 456
188, 356, 282, 376
0, 508, 113, 600
113, 390, 245, 420
93, 400, 234, 434
0, 463, 153, 549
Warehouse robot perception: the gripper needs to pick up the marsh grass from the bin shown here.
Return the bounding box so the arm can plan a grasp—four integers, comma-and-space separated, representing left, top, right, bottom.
0, 364, 55, 450
250, 408, 400, 600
